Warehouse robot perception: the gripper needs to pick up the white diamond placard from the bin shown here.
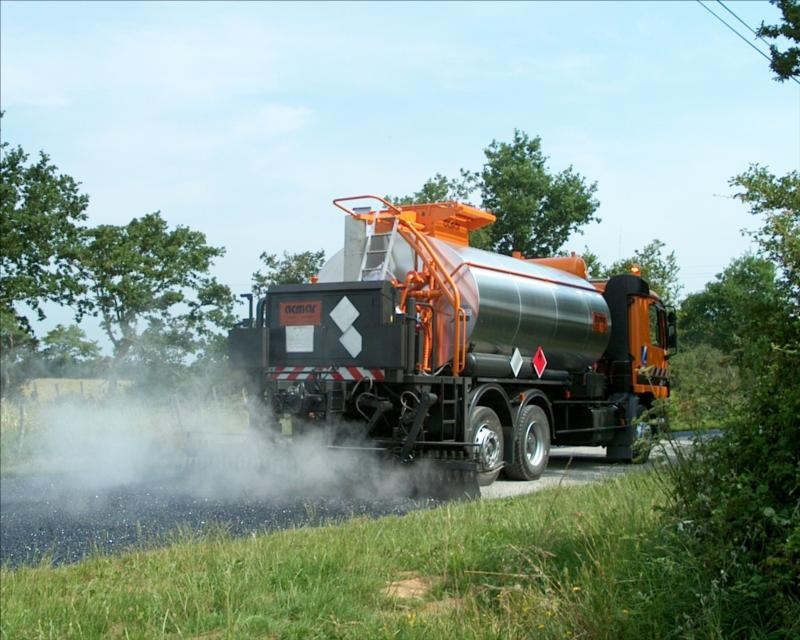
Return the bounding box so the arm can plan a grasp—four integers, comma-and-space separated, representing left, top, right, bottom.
339, 326, 363, 358
330, 296, 359, 332
510, 348, 523, 377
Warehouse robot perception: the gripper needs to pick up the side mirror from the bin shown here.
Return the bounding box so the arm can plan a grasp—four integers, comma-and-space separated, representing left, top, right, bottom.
666, 309, 678, 355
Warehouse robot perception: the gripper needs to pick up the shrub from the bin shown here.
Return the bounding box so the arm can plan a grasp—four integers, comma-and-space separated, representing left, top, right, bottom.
668, 316, 800, 635
667, 344, 743, 430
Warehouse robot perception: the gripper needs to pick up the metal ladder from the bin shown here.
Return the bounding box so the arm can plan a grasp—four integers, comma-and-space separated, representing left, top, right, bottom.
359, 216, 398, 281
438, 378, 462, 441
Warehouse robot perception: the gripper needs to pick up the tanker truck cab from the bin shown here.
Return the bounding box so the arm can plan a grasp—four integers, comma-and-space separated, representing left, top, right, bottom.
229, 195, 676, 494
630, 291, 671, 398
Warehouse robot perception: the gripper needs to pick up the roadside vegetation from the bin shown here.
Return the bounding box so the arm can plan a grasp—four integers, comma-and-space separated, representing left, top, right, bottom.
5, 471, 787, 640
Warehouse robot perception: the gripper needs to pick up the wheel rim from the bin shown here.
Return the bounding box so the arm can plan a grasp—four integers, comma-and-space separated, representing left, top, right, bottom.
474, 423, 502, 471
524, 420, 545, 468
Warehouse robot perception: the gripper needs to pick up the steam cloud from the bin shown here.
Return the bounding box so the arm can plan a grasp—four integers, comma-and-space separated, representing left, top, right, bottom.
5, 391, 421, 505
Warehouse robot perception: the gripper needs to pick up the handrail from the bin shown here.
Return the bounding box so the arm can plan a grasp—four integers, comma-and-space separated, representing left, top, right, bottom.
332, 195, 468, 376
332, 194, 403, 218
395, 220, 467, 375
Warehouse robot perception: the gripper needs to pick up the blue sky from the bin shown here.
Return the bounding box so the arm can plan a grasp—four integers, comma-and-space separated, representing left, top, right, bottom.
2, 1, 798, 341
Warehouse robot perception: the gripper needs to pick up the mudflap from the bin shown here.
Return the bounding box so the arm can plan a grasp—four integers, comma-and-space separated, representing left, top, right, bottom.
329, 447, 481, 501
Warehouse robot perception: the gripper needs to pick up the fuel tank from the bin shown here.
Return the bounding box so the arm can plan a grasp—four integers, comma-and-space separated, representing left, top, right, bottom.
318, 233, 611, 375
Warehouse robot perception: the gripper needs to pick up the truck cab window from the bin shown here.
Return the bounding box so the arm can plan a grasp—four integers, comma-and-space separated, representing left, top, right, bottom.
648, 303, 660, 347
649, 303, 667, 348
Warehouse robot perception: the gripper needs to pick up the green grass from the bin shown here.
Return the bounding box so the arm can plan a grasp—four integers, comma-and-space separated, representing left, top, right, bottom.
1, 472, 744, 640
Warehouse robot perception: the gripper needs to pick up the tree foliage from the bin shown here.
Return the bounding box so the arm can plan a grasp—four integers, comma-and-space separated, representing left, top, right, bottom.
392, 131, 599, 257
667, 343, 744, 430
729, 164, 799, 298
390, 173, 465, 205
680, 254, 782, 354
40, 324, 101, 366
252, 250, 325, 296
78, 212, 234, 371
758, 0, 800, 82
477, 130, 599, 257
604, 239, 682, 306
0, 138, 88, 333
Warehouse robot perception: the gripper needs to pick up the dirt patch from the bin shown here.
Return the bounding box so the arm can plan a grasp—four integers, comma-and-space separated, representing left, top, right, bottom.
384, 571, 436, 599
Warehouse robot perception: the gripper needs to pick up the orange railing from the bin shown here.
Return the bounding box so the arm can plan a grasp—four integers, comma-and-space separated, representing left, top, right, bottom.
332, 195, 468, 376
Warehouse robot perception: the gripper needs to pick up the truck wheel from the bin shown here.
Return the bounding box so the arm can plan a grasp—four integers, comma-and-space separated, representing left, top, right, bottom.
504, 405, 551, 481
470, 406, 504, 486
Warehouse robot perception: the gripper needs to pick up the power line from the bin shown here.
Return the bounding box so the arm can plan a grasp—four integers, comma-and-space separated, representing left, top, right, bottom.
716, 0, 771, 46
696, 0, 771, 64
695, 0, 800, 86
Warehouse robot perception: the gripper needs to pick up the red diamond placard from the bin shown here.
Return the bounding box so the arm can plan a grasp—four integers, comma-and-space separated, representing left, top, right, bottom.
532, 346, 547, 378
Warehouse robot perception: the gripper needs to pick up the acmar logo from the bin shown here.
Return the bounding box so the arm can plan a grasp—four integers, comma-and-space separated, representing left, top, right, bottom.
279, 300, 322, 326
285, 303, 317, 314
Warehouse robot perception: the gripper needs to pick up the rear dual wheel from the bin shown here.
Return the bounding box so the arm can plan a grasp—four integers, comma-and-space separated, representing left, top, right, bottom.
504, 405, 550, 481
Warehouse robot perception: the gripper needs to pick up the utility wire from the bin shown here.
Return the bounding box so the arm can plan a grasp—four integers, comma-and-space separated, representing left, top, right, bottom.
696, 0, 772, 65
715, 0, 769, 43
696, 0, 800, 86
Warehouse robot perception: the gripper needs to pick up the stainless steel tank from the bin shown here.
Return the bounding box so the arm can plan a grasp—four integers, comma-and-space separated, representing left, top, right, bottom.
425, 239, 611, 373
318, 224, 611, 375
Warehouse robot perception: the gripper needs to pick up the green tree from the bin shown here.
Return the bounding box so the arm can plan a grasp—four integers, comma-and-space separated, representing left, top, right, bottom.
390, 172, 477, 206
580, 247, 605, 279
78, 212, 234, 380
476, 130, 599, 257
252, 250, 325, 296
758, 0, 800, 82
392, 131, 599, 257
0, 137, 88, 335
40, 324, 102, 376
729, 164, 799, 297
668, 343, 744, 430
604, 239, 681, 306
679, 254, 782, 354
0, 306, 37, 395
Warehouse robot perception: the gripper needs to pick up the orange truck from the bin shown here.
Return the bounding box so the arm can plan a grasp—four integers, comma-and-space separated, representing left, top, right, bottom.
230, 196, 677, 494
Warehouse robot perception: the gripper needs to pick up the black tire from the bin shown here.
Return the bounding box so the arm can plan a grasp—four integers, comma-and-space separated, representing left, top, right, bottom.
469, 406, 504, 487
504, 405, 551, 481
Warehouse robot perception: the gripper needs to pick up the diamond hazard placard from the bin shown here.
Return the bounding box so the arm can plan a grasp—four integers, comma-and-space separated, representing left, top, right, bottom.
532, 346, 547, 378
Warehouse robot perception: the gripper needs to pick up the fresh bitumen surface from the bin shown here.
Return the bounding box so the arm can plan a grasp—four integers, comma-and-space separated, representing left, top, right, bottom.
0, 474, 438, 568
1, 437, 692, 568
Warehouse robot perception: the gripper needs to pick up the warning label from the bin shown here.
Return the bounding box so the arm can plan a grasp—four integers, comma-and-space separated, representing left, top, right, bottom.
592, 312, 609, 333
279, 301, 322, 326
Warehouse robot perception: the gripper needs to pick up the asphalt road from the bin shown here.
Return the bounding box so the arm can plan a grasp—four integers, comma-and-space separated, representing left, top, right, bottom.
0, 475, 439, 568
1, 436, 693, 568
483, 435, 693, 499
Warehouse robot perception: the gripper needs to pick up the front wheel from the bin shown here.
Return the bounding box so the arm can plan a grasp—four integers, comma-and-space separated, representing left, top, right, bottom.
504, 405, 551, 480
469, 406, 504, 486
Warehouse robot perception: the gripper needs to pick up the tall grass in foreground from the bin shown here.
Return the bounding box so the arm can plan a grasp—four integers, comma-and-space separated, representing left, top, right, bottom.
5, 472, 786, 640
